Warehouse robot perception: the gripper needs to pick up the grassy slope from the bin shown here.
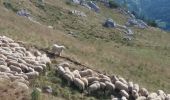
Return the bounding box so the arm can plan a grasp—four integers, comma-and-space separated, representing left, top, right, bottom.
0, 0, 170, 99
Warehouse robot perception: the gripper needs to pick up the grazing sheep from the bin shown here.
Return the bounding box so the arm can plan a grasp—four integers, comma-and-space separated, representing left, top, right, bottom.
26, 71, 39, 79
165, 94, 170, 100
132, 90, 139, 99
112, 98, 119, 100
99, 74, 111, 82
139, 88, 149, 97
63, 72, 74, 85
119, 77, 128, 85
9, 65, 22, 73
147, 92, 158, 100
72, 70, 81, 78
128, 81, 133, 92
79, 69, 93, 77
157, 90, 166, 100
57, 66, 65, 75
115, 81, 128, 92
87, 77, 100, 84
19, 63, 29, 72
64, 67, 71, 73
33, 65, 43, 72
88, 81, 100, 94
99, 82, 106, 90
133, 84, 140, 92
111, 75, 119, 84
0, 65, 10, 72
73, 78, 85, 91
15, 73, 28, 80
105, 81, 115, 92
51, 44, 65, 56
9, 43, 20, 47
80, 77, 88, 87
120, 90, 129, 99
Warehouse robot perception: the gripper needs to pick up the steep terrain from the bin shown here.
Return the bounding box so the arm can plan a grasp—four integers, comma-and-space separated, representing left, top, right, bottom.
0, 0, 170, 99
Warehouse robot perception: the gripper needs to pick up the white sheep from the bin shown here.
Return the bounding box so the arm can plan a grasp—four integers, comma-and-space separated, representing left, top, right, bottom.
51, 44, 65, 56
132, 90, 139, 99
105, 81, 115, 92
79, 69, 93, 77
121, 96, 128, 100
88, 81, 100, 94
99, 82, 106, 90
9, 65, 22, 73
139, 88, 149, 97
33, 65, 43, 72
0, 65, 10, 72
73, 78, 85, 91
128, 81, 133, 92
120, 90, 129, 99
80, 77, 88, 87
165, 94, 170, 100
72, 70, 81, 78
64, 67, 71, 73
133, 84, 140, 92
26, 71, 39, 79
111, 75, 119, 84
157, 90, 166, 100
119, 77, 128, 85
115, 81, 128, 92
58, 66, 65, 75
63, 72, 74, 85
147, 92, 158, 100
87, 77, 100, 84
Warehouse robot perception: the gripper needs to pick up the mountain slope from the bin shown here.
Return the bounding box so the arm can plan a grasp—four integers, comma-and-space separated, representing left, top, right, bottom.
0, 0, 170, 99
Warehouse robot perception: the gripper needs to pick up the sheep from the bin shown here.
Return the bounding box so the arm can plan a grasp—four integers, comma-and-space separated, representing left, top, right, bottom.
57, 66, 65, 75
51, 44, 65, 56
26, 71, 39, 79
73, 78, 85, 91
99, 82, 106, 90
119, 77, 128, 85
87, 77, 100, 84
0, 65, 10, 72
111, 75, 119, 84
112, 98, 119, 100
157, 90, 166, 100
8, 65, 22, 73
14, 78, 29, 85
120, 90, 129, 99
9, 43, 20, 47
147, 92, 158, 100
19, 63, 29, 72
88, 81, 100, 94
105, 81, 115, 93
63, 72, 74, 85
80, 77, 88, 87
128, 81, 133, 92
165, 94, 170, 100
33, 65, 43, 72
15, 73, 28, 80
34, 50, 41, 57
79, 69, 93, 77
133, 84, 140, 92
139, 88, 149, 97
72, 70, 81, 78
0, 54, 7, 60
64, 67, 71, 73
136, 96, 147, 100
99, 74, 111, 82
132, 90, 139, 99
115, 81, 128, 92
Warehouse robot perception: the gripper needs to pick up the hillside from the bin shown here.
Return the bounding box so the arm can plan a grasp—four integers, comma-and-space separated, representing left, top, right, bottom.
0, 0, 170, 100
116, 0, 170, 30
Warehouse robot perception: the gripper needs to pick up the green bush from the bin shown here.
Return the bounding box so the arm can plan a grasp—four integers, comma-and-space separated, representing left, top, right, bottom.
31, 89, 41, 100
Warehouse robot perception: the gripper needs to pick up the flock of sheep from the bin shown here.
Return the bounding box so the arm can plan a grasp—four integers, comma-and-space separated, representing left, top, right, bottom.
0, 35, 169, 100
0, 36, 51, 93
56, 62, 170, 100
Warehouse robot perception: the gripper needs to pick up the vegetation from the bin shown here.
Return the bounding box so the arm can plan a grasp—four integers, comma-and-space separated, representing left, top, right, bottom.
0, 0, 169, 99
